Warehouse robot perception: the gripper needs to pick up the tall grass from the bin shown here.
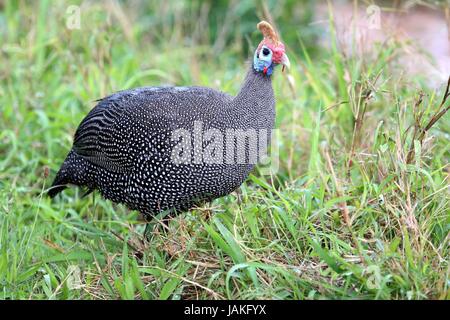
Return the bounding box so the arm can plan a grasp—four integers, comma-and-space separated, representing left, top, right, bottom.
0, 0, 448, 299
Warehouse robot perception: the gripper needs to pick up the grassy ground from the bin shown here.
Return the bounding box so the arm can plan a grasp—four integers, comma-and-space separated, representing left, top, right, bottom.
0, 1, 448, 299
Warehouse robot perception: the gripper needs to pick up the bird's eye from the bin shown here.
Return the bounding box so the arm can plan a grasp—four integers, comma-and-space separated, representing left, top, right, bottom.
262, 48, 270, 56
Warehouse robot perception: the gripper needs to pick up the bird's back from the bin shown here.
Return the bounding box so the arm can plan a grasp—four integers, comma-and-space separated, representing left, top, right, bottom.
72, 86, 232, 171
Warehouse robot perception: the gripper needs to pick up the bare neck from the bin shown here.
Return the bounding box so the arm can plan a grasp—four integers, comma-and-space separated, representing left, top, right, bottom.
234, 66, 273, 103
227, 66, 275, 128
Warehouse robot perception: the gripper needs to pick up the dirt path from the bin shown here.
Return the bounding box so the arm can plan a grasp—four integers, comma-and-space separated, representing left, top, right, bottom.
315, 2, 449, 86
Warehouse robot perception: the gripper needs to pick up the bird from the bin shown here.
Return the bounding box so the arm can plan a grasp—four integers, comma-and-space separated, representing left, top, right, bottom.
48, 21, 290, 227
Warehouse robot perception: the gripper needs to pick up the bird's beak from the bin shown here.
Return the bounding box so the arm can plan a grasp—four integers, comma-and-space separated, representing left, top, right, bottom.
280, 53, 290, 72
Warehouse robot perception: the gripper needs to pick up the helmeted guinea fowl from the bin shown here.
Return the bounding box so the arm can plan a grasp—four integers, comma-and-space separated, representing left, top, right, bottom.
49, 21, 290, 222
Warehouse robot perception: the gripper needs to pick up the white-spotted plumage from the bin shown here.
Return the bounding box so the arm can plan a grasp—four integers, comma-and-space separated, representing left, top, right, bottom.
49, 67, 276, 219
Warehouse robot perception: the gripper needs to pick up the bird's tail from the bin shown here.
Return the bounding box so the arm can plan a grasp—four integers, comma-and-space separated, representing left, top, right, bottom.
48, 150, 93, 198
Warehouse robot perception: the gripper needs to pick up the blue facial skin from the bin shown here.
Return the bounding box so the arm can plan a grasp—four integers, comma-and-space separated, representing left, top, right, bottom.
253, 46, 274, 76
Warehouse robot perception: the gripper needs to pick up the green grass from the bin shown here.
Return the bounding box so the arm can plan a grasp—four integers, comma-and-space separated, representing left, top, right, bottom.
0, 0, 448, 299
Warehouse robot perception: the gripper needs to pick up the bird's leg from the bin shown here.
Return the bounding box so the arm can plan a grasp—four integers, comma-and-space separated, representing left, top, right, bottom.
143, 211, 171, 242
235, 187, 243, 206
143, 222, 152, 242
199, 206, 212, 222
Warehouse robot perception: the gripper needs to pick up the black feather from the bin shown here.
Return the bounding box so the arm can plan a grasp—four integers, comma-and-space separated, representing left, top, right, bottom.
50, 68, 276, 220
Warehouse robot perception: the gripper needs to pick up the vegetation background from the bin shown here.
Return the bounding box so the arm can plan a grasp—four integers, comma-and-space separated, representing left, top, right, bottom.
0, 0, 448, 299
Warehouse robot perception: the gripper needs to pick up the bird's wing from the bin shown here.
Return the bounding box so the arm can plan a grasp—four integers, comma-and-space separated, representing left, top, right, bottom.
73, 97, 133, 173
73, 86, 231, 173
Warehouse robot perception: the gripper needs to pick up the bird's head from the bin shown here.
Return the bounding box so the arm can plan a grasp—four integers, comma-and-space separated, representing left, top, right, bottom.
253, 21, 290, 76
